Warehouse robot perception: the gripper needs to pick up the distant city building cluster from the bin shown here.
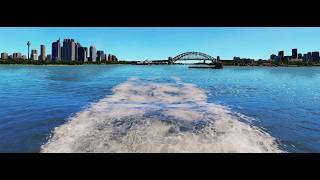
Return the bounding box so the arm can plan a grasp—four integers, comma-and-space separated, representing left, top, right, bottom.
0, 38, 119, 62
233, 57, 255, 64
269, 48, 320, 62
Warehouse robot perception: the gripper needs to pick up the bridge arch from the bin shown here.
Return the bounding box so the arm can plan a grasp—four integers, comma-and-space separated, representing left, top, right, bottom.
171, 52, 216, 63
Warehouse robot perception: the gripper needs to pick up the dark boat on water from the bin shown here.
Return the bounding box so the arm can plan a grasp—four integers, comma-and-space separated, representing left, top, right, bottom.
189, 62, 223, 69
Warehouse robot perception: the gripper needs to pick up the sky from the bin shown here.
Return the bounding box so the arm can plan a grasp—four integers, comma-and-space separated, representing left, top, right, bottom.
0, 27, 320, 60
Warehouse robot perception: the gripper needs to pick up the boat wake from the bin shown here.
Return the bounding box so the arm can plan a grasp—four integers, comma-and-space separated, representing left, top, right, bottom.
41, 78, 283, 153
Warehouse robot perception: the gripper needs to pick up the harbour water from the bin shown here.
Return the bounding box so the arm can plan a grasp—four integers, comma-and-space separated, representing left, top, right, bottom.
0, 65, 320, 152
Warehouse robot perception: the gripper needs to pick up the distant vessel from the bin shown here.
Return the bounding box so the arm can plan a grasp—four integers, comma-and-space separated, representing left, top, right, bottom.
189, 62, 223, 69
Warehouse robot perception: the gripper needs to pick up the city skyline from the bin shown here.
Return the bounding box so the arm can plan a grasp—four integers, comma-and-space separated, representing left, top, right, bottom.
2, 27, 320, 60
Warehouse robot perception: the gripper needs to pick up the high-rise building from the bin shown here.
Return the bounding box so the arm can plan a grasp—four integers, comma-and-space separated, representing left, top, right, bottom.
278, 51, 284, 61
90, 45, 97, 62
78, 46, 87, 62
46, 54, 52, 61
40, 45, 46, 61
21, 55, 27, 60
61, 39, 76, 61
107, 54, 112, 61
311, 51, 320, 62
270, 54, 277, 61
84, 47, 88, 62
13, 52, 22, 60
303, 54, 307, 61
31, 49, 38, 60
307, 52, 312, 61
284, 56, 291, 61
1, 52, 8, 60
111, 55, 118, 61
52, 39, 61, 61
97, 50, 105, 61
292, 48, 298, 59
298, 53, 302, 59
75, 42, 80, 61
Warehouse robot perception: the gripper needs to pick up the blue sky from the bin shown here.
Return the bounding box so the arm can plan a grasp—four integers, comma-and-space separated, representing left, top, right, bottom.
0, 27, 320, 60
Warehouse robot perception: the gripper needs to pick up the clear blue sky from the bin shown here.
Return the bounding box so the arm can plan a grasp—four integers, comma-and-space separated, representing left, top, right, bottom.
0, 27, 320, 60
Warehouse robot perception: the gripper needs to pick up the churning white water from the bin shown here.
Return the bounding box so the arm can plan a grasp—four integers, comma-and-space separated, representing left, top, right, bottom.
41, 78, 282, 153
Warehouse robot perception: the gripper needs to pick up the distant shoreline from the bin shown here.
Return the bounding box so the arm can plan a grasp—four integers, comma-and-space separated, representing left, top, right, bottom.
1, 59, 320, 67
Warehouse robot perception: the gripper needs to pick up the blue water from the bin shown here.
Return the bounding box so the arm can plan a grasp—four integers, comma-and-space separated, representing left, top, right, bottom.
0, 65, 320, 152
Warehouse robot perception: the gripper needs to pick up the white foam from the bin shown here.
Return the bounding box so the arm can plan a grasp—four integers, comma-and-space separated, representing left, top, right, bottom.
41, 78, 283, 153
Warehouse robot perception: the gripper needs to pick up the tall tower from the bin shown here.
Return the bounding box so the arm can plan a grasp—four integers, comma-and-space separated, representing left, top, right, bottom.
90, 45, 96, 62
292, 48, 298, 59
40, 45, 46, 61
27, 41, 31, 60
52, 39, 61, 61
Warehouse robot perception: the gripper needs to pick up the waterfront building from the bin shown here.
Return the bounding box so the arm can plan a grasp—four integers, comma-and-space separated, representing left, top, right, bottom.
52, 39, 61, 61
77, 46, 87, 62
111, 55, 118, 61
13, 52, 22, 60
84, 47, 88, 62
40, 45, 46, 61
30, 49, 38, 60
292, 48, 298, 59
8, 55, 13, 59
303, 54, 307, 61
311, 51, 320, 62
241, 58, 254, 64
46, 54, 52, 61
61, 39, 76, 61
298, 53, 302, 59
284, 56, 291, 61
75, 42, 80, 61
1, 52, 8, 60
278, 51, 284, 61
90, 45, 97, 62
233, 57, 240, 61
217, 56, 220, 61
307, 52, 312, 61
270, 54, 277, 61
21, 55, 27, 60
97, 50, 105, 61
108, 54, 112, 61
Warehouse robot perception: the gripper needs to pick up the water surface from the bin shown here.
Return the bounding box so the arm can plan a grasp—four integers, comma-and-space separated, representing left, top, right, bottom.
0, 65, 319, 152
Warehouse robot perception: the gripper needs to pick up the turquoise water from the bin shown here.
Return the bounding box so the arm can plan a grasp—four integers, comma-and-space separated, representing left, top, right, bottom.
0, 65, 320, 152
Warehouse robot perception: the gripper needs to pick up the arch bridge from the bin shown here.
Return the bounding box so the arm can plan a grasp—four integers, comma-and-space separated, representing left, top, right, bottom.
170, 51, 217, 64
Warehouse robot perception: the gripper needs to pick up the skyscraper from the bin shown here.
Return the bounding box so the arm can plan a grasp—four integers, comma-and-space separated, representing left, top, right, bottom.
270, 54, 277, 61
61, 39, 76, 61
75, 42, 80, 61
278, 51, 284, 61
27, 41, 31, 60
97, 50, 105, 61
78, 46, 87, 62
311, 51, 320, 62
90, 45, 97, 62
46, 54, 52, 61
1, 52, 8, 60
31, 49, 38, 60
13, 52, 22, 60
292, 48, 297, 59
84, 47, 88, 62
40, 45, 46, 61
307, 52, 312, 61
52, 39, 61, 61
